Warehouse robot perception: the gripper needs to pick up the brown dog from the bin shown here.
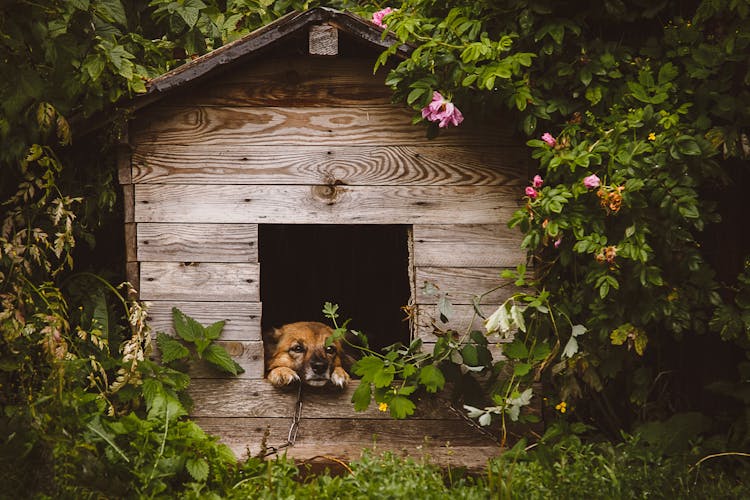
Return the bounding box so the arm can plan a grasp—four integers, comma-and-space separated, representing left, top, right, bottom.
264, 321, 350, 388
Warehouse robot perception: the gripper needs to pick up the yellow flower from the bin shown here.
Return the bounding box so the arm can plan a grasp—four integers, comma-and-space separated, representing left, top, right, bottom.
648, 132, 656, 141
378, 402, 388, 412
555, 401, 567, 413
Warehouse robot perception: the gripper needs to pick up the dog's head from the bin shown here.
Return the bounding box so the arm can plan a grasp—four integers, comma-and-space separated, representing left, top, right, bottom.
265, 321, 348, 387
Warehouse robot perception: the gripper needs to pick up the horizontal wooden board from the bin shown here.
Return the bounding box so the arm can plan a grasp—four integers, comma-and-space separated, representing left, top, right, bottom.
159, 56, 393, 107
415, 303, 506, 342
147, 301, 262, 341
189, 341, 265, 379
139, 262, 259, 301
137, 223, 258, 262
189, 379, 462, 420
413, 224, 526, 268
194, 417, 503, 467
130, 144, 528, 186
133, 184, 520, 224
421, 341, 505, 363
132, 106, 518, 147
415, 267, 517, 305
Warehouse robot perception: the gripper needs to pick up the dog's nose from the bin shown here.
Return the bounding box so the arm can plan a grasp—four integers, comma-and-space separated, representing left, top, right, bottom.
310, 357, 328, 375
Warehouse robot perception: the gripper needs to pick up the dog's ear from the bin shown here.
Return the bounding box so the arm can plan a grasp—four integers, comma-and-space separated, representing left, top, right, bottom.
262, 327, 284, 359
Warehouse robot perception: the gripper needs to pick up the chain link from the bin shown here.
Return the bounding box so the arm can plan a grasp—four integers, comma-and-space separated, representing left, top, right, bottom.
262, 382, 303, 457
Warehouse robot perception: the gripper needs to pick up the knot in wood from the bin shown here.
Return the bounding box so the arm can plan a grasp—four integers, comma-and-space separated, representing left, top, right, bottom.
312, 184, 342, 205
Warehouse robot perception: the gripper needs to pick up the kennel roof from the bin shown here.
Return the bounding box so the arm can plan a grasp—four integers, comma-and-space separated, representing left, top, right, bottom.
75, 7, 411, 135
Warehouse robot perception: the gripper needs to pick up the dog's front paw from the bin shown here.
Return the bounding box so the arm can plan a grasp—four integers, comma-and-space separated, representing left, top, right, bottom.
268, 367, 300, 387
331, 367, 350, 388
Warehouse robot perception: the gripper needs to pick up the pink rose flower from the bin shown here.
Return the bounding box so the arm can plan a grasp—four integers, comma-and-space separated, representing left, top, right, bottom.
372, 7, 394, 28
421, 91, 464, 128
583, 174, 601, 189
554, 237, 563, 248
525, 186, 538, 199
532, 175, 543, 188
541, 132, 557, 147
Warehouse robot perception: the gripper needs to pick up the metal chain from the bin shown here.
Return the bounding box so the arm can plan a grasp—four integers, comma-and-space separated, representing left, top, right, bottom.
262, 382, 304, 457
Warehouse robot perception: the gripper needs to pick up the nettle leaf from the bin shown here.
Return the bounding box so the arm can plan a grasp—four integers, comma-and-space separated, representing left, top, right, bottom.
172, 307, 203, 343
156, 332, 190, 364
388, 395, 416, 419
204, 320, 225, 341
352, 381, 372, 411
186, 457, 209, 482
418, 364, 445, 393
203, 343, 243, 375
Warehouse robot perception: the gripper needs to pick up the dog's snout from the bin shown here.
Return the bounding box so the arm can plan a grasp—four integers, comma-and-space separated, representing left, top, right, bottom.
310, 354, 328, 375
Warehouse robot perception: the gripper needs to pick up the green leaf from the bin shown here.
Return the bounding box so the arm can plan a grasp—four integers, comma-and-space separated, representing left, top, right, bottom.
373, 365, 396, 388
353, 356, 384, 382
503, 340, 528, 360
94, 0, 127, 27
204, 320, 225, 341
514, 363, 532, 376
676, 136, 702, 156
203, 343, 243, 375
172, 307, 203, 343
388, 395, 416, 419
352, 381, 372, 411
186, 457, 209, 482
461, 344, 479, 366
156, 332, 190, 364
418, 364, 445, 393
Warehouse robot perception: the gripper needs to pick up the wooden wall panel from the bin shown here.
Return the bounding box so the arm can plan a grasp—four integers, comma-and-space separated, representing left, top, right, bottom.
186, 341, 265, 379
413, 224, 526, 268
147, 300, 262, 341
415, 267, 516, 305
134, 184, 520, 224
194, 417, 503, 467
160, 56, 393, 107
137, 223, 258, 262
131, 144, 528, 186
415, 303, 501, 342
132, 106, 518, 147
189, 379, 461, 420
139, 262, 259, 301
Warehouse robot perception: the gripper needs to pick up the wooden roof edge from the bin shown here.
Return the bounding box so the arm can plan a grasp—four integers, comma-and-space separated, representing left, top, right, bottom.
71, 7, 411, 138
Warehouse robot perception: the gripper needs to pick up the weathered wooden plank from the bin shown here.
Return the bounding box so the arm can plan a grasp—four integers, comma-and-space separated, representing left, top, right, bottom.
137, 223, 258, 262
193, 417, 503, 467
146, 300, 262, 341
122, 183, 134, 223
189, 379, 462, 420
131, 144, 527, 186
139, 262, 259, 301
116, 143, 131, 185
308, 24, 338, 55
159, 57, 393, 107
126, 261, 140, 296
413, 224, 526, 268
415, 267, 516, 305
186, 341, 265, 379
132, 106, 517, 147
134, 185, 520, 224
415, 303, 506, 342
421, 341, 505, 363
125, 222, 137, 263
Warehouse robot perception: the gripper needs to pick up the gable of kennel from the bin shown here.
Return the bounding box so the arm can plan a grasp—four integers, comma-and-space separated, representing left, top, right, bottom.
116, 7, 529, 468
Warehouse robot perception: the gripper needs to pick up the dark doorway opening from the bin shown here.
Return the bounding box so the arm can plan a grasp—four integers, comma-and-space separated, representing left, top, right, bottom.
259, 224, 411, 353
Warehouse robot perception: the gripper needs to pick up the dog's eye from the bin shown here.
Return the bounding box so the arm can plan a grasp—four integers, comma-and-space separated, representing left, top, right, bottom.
325, 345, 336, 355
290, 344, 305, 353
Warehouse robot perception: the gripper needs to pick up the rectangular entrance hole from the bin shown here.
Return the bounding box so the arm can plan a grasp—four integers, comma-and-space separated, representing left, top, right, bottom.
259, 224, 411, 353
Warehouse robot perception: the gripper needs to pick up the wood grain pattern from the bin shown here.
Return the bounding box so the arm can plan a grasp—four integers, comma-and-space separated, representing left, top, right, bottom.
139, 262, 259, 301
189, 379, 462, 420
187, 341, 265, 379
131, 144, 527, 186
159, 56, 393, 107
194, 417, 503, 467
126, 261, 140, 295
133, 184, 520, 224
415, 303, 506, 342
413, 224, 526, 268
122, 183, 134, 223
146, 300, 262, 341
132, 106, 518, 147
137, 223, 258, 262
125, 223, 137, 263
415, 267, 516, 305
